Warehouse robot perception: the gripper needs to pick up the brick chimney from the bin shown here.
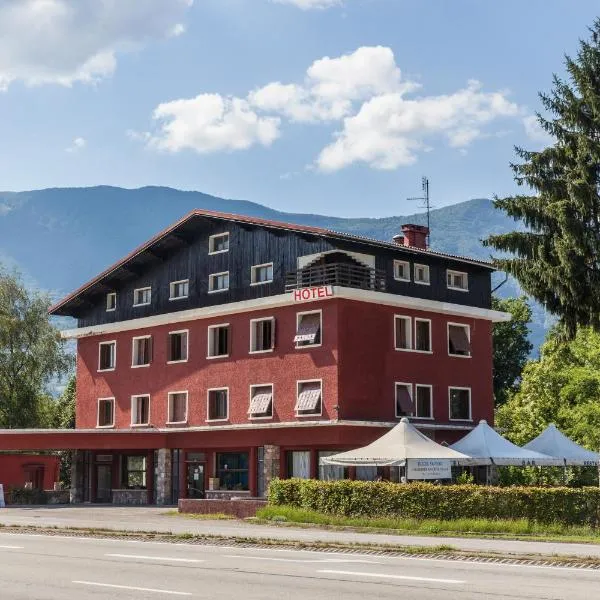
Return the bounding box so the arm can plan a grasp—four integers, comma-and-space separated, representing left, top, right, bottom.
400, 224, 429, 249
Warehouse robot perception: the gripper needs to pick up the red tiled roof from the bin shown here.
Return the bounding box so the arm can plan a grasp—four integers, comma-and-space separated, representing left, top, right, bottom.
49, 209, 493, 315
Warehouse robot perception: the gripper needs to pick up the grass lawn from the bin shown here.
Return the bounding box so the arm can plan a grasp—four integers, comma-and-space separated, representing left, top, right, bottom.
255, 505, 600, 543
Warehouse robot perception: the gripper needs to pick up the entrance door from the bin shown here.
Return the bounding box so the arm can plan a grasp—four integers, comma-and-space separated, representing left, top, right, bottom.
96, 465, 112, 503
186, 463, 205, 499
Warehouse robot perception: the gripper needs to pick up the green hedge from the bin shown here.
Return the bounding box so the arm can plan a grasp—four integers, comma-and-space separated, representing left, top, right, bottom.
268, 479, 600, 526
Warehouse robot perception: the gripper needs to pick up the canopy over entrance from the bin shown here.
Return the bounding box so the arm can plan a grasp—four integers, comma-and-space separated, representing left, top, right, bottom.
321, 418, 471, 467
524, 424, 600, 466
450, 420, 562, 466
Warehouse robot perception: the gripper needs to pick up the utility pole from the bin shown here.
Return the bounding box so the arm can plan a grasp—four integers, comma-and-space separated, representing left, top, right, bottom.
407, 176, 432, 247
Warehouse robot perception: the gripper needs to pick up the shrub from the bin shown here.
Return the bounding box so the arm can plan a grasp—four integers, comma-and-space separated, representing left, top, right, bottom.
6, 487, 48, 505
268, 479, 600, 526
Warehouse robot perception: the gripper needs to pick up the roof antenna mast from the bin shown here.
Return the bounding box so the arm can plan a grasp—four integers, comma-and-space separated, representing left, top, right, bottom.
407, 176, 432, 247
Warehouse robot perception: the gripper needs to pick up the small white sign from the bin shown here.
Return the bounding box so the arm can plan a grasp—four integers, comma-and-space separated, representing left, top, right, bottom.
406, 459, 452, 480
0, 484, 5, 508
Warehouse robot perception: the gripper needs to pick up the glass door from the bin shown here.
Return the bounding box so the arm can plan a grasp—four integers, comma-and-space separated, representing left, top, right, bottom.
96, 465, 112, 503
186, 463, 205, 499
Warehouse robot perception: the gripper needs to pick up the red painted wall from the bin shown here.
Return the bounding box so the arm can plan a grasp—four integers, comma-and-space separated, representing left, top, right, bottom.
0, 454, 60, 490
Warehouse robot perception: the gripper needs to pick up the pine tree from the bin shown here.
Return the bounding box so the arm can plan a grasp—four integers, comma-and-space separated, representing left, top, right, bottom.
484, 20, 600, 338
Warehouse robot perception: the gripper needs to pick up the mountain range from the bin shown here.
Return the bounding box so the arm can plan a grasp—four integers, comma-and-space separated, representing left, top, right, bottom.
0, 186, 547, 349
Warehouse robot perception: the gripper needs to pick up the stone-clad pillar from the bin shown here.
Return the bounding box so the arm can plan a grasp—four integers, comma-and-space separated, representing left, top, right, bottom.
155, 449, 173, 506
70, 450, 84, 504
263, 445, 280, 497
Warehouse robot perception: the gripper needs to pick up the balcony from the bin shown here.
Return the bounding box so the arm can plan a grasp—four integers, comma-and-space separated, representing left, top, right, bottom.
285, 262, 386, 293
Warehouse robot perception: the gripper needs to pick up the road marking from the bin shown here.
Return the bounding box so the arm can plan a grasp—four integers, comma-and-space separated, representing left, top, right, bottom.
318, 569, 465, 584
73, 581, 192, 596
0, 545, 23, 549
224, 554, 377, 564
105, 553, 204, 563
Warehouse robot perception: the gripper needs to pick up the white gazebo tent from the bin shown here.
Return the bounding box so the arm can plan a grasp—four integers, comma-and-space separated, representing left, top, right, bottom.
524, 424, 599, 466
450, 420, 563, 466
321, 418, 471, 478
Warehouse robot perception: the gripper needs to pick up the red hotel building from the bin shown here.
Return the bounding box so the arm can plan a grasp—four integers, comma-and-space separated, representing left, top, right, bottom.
0, 210, 508, 504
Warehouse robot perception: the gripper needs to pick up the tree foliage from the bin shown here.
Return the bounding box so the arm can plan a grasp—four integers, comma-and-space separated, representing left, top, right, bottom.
484, 20, 600, 338
0, 270, 72, 428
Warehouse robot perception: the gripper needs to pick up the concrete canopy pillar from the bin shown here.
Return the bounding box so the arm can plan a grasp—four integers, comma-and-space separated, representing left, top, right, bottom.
70, 450, 85, 504
263, 445, 280, 498
155, 449, 172, 506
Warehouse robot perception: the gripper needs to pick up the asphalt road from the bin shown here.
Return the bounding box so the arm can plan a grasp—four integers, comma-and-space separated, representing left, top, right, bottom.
1, 531, 599, 600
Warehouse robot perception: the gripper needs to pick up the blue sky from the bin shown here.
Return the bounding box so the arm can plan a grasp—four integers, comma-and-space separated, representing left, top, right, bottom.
0, 0, 597, 217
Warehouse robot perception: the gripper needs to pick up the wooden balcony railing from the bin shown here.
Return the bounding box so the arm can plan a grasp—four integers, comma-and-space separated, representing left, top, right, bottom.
285, 262, 386, 292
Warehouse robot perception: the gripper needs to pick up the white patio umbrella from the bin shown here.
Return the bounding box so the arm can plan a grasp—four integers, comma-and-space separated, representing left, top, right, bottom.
524, 424, 599, 466
450, 420, 563, 466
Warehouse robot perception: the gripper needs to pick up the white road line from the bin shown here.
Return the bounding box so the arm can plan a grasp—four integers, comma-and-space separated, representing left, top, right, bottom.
72, 581, 192, 596
318, 569, 465, 584
0, 545, 23, 549
105, 553, 204, 563
223, 554, 377, 564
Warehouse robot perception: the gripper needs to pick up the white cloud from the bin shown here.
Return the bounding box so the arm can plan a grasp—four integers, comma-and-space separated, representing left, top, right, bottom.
271, 0, 343, 9
0, 0, 193, 89
65, 137, 86, 153
147, 94, 281, 153
523, 114, 553, 147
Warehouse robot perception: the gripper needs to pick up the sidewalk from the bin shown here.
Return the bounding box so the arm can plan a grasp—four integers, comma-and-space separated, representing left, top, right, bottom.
2, 505, 600, 559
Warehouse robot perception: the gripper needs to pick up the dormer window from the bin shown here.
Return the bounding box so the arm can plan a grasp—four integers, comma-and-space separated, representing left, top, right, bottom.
209, 233, 229, 254
393, 260, 410, 282
133, 287, 151, 307
414, 264, 430, 285
106, 292, 116, 312
447, 270, 468, 291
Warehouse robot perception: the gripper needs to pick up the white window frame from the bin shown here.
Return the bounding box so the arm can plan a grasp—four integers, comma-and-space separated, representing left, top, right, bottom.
414, 318, 433, 354
295, 309, 323, 349
295, 378, 323, 418
130, 394, 151, 427
133, 287, 152, 307
393, 260, 411, 282
394, 382, 413, 418
447, 322, 472, 358
169, 279, 189, 301
249, 383, 274, 421
250, 262, 274, 286
414, 384, 434, 420
167, 390, 188, 425
206, 387, 229, 422
414, 264, 430, 286
448, 386, 472, 422
96, 397, 115, 429
106, 292, 117, 312
131, 335, 152, 368
167, 329, 189, 364
447, 269, 469, 292
208, 271, 229, 294
207, 323, 230, 359
249, 317, 275, 354
98, 340, 117, 372
208, 232, 230, 255
394, 315, 412, 351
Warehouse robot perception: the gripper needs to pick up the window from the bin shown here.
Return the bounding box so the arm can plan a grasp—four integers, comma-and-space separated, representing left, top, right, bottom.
393, 260, 410, 282
133, 287, 151, 306
287, 451, 311, 479
168, 330, 188, 363
168, 392, 188, 424
170, 279, 189, 300
122, 455, 147, 489
295, 380, 322, 416
294, 311, 322, 347
318, 451, 347, 481
414, 264, 430, 285
251, 263, 274, 285
414, 319, 432, 352
207, 388, 229, 421
132, 336, 152, 367
449, 387, 471, 421
250, 318, 275, 353
394, 316, 412, 350
208, 271, 229, 293
447, 270, 468, 291
131, 395, 150, 426
209, 232, 229, 254
216, 452, 249, 490
207, 324, 230, 358
97, 398, 115, 428
106, 292, 116, 312
395, 383, 413, 417
448, 323, 471, 357
415, 385, 433, 419
248, 384, 273, 419
98, 341, 116, 371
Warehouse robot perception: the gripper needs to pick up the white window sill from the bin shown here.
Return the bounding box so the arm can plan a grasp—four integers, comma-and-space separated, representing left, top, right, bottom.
295, 343, 322, 350
248, 415, 274, 421
167, 359, 188, 365
393, 277, 411, 283
449, 418, 473, 422
295, 412, 323, 418
448, 353, 472, 359
394, 347, 433, 355
106, 308, 116, 313
130, 423, 150, 428
447, 286, 469, 292
97, 367, 116, 373
250, 280, 273, 286
133, 302, 151, 307
131, 364, 150, 369
169, 296, 189, 301
166, 421, 188, 426
412, 416, 435, 421
207, 418, 229, 423
414, 280, 430, 286
208, 249, 229, 256
96, 424, 115, 429
208, 288, 229, 294
249, 348, 274, 355
206, 354, 229, 360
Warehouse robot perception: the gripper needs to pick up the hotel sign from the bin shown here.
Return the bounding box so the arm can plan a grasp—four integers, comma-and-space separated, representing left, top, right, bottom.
292, 286, 334, 302
406, 459, 452, 480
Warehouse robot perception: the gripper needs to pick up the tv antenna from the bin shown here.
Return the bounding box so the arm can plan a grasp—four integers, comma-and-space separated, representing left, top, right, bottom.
407, 176, 432, 246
